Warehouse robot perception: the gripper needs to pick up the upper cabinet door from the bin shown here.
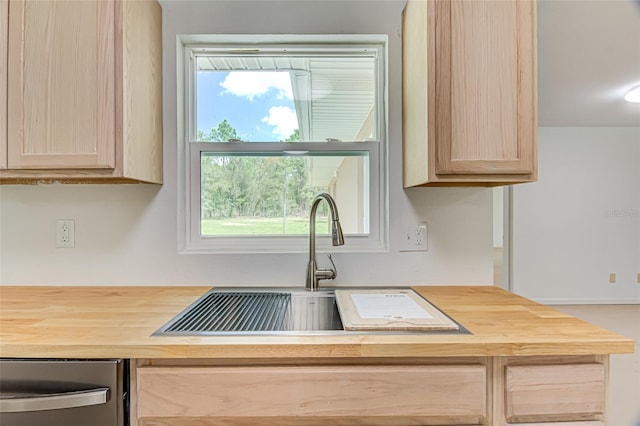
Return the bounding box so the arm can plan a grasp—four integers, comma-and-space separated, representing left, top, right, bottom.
0, 0, 7, 170
402, 0, 537, 187
6, 0, 116, 170
434, 0, 536, 177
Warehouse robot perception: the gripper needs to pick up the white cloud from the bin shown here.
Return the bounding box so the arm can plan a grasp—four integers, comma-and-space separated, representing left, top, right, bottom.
220, 71, 293, 101
261, 106, 298, 140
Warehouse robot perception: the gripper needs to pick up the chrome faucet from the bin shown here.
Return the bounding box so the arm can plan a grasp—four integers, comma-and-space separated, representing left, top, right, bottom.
306, 193, 345, 291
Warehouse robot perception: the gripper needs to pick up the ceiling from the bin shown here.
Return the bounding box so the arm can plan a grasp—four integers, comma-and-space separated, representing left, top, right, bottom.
537, 0, 640, 126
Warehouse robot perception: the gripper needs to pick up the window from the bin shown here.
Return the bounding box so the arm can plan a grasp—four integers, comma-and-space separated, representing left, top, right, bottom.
179, 35, 387, 253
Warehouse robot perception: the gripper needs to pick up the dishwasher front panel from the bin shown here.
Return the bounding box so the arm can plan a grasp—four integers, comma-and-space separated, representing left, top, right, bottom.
0, 359, 127, 426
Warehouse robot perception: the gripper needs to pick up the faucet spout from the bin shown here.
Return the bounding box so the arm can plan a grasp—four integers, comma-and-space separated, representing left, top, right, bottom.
306, 193, 345, 291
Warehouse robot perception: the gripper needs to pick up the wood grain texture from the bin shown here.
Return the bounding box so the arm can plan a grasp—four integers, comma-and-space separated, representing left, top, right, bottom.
434, 0, 535, 176
1, 0, 162, 184
120, 0, 162, 183
0, 171, 148, 183
493, 356, 608, 426
448, 0, 518, 164
402, 0, 537, 186
401, 0, 429, 187
505, 363, 605, 423
506, 423, 603, 426
0, 286, 633, 359
138, 417, 480, 426
137, 365, 486, 423
7, 0, 116, 169
0, 0, 7, 169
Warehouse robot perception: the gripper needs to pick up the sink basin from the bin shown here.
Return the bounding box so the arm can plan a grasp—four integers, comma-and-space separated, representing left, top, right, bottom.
153, 287, 469, 336
154, 288, 342, 336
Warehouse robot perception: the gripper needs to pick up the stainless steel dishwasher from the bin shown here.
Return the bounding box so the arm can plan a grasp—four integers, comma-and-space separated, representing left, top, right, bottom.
0, 359, 128, 426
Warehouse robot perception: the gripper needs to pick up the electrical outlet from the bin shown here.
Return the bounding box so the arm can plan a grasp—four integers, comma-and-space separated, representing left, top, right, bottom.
609, 273, 616, 284
56, 220, 75, 248
400, 222, 428, 252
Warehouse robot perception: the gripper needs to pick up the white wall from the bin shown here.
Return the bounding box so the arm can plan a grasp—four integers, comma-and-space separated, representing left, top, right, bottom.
492, 187, 503, 248
0, 0, 494, 287
512, 127, 640, 303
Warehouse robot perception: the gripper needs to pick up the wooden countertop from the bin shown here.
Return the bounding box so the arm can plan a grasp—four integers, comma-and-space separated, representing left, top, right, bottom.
0, 286, 634, 359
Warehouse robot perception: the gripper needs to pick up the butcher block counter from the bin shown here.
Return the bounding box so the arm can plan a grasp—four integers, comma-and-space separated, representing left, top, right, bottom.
0, 286, 634, 426
0, 285, 632, 358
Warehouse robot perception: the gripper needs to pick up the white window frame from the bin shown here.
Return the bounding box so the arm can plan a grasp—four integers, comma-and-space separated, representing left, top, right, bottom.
178, 35, 388, 254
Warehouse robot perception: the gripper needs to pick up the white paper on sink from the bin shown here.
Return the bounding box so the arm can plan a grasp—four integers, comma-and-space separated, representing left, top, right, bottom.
350, 293, 433, 320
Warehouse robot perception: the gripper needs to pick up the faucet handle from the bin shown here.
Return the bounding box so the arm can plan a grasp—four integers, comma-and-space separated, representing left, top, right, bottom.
315, 254, 338, 281
327, 253, 338, 279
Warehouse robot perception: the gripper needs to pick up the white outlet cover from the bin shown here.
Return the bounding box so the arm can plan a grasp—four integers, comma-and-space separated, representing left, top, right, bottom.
56, 220, 75, 248
400, 222, 428, 252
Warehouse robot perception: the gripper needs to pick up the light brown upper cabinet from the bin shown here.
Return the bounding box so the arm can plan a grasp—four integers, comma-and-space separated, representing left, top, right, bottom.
1, 0, 162, 184
0, 0, 7, 170
402, 0, 537, 187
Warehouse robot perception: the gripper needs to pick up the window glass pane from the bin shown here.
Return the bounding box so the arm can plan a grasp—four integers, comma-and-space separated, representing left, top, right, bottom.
200, 153, 370, 236
195, 55, 377, 143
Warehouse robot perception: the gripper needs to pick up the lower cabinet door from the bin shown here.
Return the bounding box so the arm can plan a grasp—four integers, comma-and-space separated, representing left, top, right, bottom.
506, 423, 604, 426
136, 364, 487, 426
505, 363, 605, 424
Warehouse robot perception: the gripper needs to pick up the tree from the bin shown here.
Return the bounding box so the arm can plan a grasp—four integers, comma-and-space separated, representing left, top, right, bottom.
200, 121, 319, 222
283, 129, 300, 142
199, 119, 239, 142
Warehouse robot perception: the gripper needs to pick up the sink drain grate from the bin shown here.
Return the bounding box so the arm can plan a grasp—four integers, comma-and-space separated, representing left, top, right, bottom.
164, 292, 291, 333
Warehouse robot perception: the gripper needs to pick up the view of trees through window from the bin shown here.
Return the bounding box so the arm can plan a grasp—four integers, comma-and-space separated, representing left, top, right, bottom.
192, 52, 377, 240
199, 120, 329, 236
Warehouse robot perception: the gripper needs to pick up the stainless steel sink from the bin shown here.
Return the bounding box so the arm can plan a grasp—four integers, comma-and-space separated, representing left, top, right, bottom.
153, 287, 469, 336
154, 288, 342, 336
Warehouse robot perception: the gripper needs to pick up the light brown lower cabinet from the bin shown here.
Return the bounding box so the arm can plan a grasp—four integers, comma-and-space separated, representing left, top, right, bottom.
505, 423, 604, 426
496, 356, 607, 426
505, 364, 605, 423
136, 364, 487, 426
133, 356, 607, 426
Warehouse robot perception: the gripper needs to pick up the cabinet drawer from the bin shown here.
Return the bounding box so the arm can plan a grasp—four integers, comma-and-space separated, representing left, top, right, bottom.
505, 364, 605, 423
137, 365, 486, 425
506, 422, 604, 426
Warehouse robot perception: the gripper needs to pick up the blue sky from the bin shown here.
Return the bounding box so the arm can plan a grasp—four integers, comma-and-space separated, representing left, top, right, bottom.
196, 71, 298, 142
